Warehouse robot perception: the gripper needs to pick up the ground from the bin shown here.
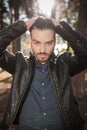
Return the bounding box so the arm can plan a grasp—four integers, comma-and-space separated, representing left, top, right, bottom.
0, 68, 87, 130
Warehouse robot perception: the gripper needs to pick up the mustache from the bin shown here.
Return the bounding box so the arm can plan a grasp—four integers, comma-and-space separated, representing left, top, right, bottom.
37, 52, 49, 55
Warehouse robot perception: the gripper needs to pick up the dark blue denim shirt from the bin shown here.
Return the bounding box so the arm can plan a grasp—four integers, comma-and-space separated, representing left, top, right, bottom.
19, 60, 65, 130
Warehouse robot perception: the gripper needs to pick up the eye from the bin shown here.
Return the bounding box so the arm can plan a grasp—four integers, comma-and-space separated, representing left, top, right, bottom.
33, 41, 40, 45
46, 41, 54, 45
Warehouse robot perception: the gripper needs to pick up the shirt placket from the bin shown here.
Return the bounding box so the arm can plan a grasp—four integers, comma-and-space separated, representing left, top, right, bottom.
41, 68, 48, 130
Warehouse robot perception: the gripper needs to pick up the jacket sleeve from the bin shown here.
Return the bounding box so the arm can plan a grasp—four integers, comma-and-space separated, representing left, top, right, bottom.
0, 20, 27, 52
55, 21, 87, 55
0, 20, 27, 74
55, 21, 87, 76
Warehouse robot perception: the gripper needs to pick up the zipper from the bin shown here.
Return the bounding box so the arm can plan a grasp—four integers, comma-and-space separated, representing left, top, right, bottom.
48, 62, 72, 130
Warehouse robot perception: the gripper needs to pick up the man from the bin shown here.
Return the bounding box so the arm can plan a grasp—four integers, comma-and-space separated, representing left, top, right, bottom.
0, 17, 87, 130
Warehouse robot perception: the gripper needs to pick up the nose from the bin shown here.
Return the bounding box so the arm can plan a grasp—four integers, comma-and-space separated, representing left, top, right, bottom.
40, 43, 46, 53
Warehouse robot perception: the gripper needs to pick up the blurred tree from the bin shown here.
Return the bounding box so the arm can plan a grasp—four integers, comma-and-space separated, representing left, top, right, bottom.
72, 0, 87, 98
52, 0, 67, 20
78, 0, 87, 36
9, 0, 21, 21
71, 1, 87, 127
21, 0, 38, 18
0, 0, 7, 29
68, 0, 79, 26
51, 0, 58, 18
8, 0, 21, 53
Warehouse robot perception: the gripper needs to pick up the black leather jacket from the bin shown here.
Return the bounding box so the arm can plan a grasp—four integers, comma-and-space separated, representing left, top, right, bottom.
0, 21, 87, 130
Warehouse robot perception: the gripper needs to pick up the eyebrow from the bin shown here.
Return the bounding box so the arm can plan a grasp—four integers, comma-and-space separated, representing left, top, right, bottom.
32, 39, 40, 42
32, 39, 55, 43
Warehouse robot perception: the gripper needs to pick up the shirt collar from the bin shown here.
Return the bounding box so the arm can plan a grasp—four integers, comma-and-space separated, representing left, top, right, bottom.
35, 60, 48, 71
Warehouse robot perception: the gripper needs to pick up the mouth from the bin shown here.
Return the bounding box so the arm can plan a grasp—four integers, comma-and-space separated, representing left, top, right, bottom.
35, 53, 49, 64
39, 53, 48, 58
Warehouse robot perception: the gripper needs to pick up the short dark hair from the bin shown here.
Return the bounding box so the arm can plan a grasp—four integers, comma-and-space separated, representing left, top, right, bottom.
29, 17, 55, 33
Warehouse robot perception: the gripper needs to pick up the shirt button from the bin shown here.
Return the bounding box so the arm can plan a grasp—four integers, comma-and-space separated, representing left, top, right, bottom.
43, 112, 46, 116
42, 69, 45, 72
42, 97, 45, 100
42, 83, 45, 86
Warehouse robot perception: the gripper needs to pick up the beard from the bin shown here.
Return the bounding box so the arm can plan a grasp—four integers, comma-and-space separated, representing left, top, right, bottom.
34, 52, 50, 64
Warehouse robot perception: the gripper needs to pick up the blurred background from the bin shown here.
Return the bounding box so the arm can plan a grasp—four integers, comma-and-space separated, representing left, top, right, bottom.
0, 0, 87, 129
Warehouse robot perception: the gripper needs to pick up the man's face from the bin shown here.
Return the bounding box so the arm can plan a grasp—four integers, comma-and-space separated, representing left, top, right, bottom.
30, 28, 56, 64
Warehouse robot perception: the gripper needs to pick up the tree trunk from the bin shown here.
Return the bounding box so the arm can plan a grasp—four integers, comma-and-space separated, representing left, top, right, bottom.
72, 0, 87, 100
12, 6, 21, 54
72, 1, 87, 129
77, 0, 87, 36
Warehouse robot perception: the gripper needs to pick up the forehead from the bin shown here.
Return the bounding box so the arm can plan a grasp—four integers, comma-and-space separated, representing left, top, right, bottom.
30, 28, 55, 39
